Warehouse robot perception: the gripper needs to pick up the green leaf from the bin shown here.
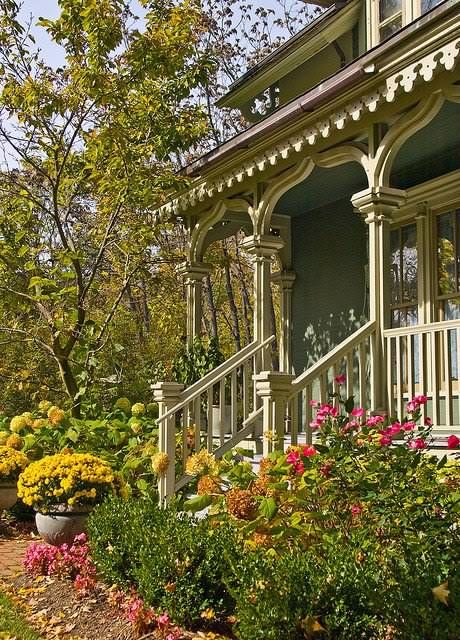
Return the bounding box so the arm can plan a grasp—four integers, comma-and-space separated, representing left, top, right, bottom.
344, 396, 355, 413
184, 494, 213, 513
259, 496, 278, 520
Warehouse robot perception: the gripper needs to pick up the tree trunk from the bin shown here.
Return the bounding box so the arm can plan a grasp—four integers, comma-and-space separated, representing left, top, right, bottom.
204, 273, 218, 340
57, 358, 81, 418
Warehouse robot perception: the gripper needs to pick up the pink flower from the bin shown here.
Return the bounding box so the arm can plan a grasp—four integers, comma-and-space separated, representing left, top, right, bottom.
447, 434, 460, 449
286, 450, 300, 465
157, 612, 170, 627
309, 420, 321, 430
366, 415, 385, 427
388, 422, 403, 435
402, 421, 416, 432
406, 401, 418, 413
413, 395, 428, 405
379, 434, 392, 447
293, 461, 305, 475
351, 407, 365, 418
334, 374, 346, 385
351, 504, 363, 516
408, 437, 427, 450
302, 445, 317, 457
424, 417, 433, 427
309, 400, 319, 407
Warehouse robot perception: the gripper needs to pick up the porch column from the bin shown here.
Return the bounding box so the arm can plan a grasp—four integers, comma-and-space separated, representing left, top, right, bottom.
272, 270, 296, 373
351, 187, 406, 410
242, 235, 284, 369
254, 371, 295, 455
152, 381, 184, 503
179, 262, 212, 346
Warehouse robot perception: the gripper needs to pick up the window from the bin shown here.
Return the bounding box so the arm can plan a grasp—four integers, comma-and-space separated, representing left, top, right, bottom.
390, 223, 418, 327
437, 209, 460, 320
371, 0, 445, 44
378, 0, 403, 42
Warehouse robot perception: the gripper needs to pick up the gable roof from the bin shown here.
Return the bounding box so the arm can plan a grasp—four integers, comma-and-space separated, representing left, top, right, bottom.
217, 0, 360, 109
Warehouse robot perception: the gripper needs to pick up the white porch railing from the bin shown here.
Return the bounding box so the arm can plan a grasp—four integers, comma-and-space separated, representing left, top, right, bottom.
153, 335, 275, 500
384, 319, 460, 430
283, 321, 377, 448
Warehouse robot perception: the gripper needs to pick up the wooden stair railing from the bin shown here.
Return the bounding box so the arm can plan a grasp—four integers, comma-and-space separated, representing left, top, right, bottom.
153, 335, 275, 501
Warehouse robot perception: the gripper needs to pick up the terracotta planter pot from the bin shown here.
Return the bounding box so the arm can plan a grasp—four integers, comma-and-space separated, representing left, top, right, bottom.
0, 484, 18, 511
35, 505, 91, 546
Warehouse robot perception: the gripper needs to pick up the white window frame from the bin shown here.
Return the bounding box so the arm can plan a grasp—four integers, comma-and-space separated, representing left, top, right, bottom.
368, 0, 442, 47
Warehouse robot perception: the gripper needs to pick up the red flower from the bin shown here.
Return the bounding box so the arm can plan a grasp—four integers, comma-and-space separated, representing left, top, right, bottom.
334, 374, 346, 385
447, 434, 460, 449
302, 445, 317, 457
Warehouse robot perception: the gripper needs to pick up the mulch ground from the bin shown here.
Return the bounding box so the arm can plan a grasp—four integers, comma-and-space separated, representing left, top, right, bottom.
0, 517, 136, 640
0, 518, 226, 640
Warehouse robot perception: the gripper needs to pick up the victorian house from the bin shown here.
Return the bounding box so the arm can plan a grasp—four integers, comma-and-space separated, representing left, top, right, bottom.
153, 0, 460, 499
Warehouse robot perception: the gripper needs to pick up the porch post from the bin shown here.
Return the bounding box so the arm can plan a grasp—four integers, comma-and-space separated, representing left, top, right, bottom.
242, 235, 284, 369
254, 371, 295, 455
351, 187, 406, 410
179, 262, 212, 346
272, 270, 296, 373
152, 381, 184, 503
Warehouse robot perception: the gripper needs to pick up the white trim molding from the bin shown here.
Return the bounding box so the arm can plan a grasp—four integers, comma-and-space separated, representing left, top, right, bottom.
155, 35, 460, 222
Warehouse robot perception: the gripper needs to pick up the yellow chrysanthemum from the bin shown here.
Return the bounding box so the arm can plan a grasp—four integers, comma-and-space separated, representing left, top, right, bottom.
17, 452, 119, 510
10, 415, 29, 433
131, 402, 145, 416
21, 412, 34, 426
114, 397, 131, 413
47, 406, 65, 425
0, 446, 29, 482
6, 434, 24, 450
0, 431, 9, 445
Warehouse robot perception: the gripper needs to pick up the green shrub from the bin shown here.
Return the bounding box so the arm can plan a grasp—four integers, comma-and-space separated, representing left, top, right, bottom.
88, 496, 239, 629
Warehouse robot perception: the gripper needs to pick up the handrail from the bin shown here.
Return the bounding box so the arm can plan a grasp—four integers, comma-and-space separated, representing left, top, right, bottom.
384, 318, 460, 337
157, 335, 275, 424
290, 320, 376, 397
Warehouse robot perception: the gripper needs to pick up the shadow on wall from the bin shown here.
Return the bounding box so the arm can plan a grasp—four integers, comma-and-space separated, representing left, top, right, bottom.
290, 197, 368, 375
301, 308, 365, 372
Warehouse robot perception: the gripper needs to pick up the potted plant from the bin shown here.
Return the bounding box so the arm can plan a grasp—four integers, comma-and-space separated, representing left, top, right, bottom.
17, 452, 125, 545
0, 446, 29, 511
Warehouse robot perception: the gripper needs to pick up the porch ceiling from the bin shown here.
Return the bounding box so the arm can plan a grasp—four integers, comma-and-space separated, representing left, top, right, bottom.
274, 162, 368, 216
391, 100, 460, 189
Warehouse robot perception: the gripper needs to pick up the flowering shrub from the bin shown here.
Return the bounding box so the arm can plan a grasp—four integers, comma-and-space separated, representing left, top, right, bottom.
0, 446, 29, 483
17, 452, 125, 511
24, 533, 96, 594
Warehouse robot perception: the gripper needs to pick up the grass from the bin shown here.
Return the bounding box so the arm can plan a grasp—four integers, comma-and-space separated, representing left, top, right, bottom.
0, 589, 42, 639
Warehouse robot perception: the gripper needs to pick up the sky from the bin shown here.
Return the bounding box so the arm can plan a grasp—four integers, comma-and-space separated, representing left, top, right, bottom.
19, 0, 290, 67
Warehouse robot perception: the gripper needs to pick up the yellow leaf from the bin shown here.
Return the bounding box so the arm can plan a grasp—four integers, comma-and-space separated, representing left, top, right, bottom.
301, 615, 325, 634
432, 581, 450, 606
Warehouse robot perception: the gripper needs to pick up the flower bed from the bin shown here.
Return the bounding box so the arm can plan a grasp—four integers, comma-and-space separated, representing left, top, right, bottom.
87, 394, 460, 640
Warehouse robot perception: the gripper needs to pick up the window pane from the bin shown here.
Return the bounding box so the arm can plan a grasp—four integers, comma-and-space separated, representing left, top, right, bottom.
379, 15, 402, 41
437, 212, 456, 296
379, 0, 402, 21
444, 297, 460, 321
390, 229, 401, 305
421, 0, 443, 14
401, 224, 417, 303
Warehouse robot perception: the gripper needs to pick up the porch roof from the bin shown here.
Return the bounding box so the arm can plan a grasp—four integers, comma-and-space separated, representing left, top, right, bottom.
156, 0, 460, 221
